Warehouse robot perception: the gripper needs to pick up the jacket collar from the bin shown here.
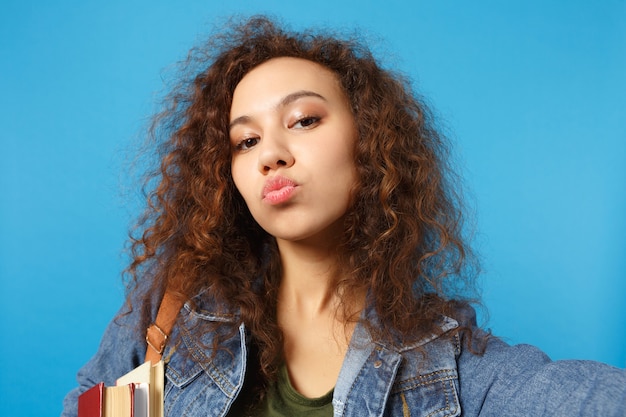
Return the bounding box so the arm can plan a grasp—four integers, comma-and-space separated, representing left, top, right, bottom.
332, 303, 460, 416
163, 290, 245, 398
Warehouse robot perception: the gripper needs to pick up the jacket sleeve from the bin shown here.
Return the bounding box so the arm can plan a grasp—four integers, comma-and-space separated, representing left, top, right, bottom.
457, 336, 626, 417
60, 287, 156, 417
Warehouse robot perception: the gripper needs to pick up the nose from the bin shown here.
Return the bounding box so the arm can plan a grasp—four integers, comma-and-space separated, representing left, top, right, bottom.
257, 130, 294, 173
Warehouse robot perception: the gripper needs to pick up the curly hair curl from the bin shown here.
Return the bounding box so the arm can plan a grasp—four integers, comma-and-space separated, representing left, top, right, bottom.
127, 15, 479, 389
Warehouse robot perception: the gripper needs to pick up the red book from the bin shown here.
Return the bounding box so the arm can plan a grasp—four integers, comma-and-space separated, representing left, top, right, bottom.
78, 382, 104, 417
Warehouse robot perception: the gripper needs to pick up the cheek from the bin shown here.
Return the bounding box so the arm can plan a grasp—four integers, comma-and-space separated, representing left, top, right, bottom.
230, 162, 246, 198
330, 144, 357, 179
231, 161, 256, 206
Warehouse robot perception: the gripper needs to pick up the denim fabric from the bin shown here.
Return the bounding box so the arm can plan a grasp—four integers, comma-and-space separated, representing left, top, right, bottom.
62, 290, 626, 417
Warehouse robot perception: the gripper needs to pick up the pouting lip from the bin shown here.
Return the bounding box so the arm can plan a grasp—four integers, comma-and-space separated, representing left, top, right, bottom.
262, 175, 298, 199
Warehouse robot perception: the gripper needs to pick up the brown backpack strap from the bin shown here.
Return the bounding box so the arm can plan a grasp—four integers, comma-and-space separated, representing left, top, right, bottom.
145, 291, 185, 364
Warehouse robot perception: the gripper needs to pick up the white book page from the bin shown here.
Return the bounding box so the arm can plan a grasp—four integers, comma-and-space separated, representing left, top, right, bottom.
117, 361, 152, 385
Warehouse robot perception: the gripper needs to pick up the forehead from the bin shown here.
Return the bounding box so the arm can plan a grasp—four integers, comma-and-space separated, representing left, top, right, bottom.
230, 57, 345, 116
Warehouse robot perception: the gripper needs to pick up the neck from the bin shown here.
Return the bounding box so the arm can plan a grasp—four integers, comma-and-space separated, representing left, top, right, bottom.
276, 238, 340, 317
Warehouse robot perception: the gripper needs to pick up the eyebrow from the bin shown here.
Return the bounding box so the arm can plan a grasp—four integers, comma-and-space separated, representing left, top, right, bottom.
229, 90, 327, 130
281, 90, 326, 107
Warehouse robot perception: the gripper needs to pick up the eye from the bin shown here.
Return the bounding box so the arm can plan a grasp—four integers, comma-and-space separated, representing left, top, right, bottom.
292, 116, 320, 129
234, 137, 259, 151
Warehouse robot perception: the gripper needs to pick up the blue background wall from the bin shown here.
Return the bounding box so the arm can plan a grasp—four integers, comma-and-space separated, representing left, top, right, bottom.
1, 1, 624, 416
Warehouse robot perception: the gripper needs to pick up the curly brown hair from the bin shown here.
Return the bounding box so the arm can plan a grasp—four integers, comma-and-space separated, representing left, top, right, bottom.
127, 15, 479, 388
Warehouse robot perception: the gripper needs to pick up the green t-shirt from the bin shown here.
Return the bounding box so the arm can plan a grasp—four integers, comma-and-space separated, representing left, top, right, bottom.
258, 365, 333, 417
260, 365, 334, 416
230, 364, 334, 416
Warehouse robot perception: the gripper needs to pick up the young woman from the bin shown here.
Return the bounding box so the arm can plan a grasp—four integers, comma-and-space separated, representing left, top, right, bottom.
62, 16, 626, 416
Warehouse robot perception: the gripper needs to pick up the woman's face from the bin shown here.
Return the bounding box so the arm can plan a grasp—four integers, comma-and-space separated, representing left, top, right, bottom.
229, 57, 357, 245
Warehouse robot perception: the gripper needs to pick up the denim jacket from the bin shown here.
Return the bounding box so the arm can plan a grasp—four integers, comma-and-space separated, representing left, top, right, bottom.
62, 289, 626, 417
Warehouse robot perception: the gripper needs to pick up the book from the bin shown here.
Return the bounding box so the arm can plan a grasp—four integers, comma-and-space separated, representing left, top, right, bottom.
78, 361, 164, 417
77, 382, 103, 417
117, 361, 164, 417
77, 381, 137, 417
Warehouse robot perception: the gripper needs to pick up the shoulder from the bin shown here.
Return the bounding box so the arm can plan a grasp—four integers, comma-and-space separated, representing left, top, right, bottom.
457, 330, 626, 416
390, 303, 626, 417
78, 281, 162, 384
